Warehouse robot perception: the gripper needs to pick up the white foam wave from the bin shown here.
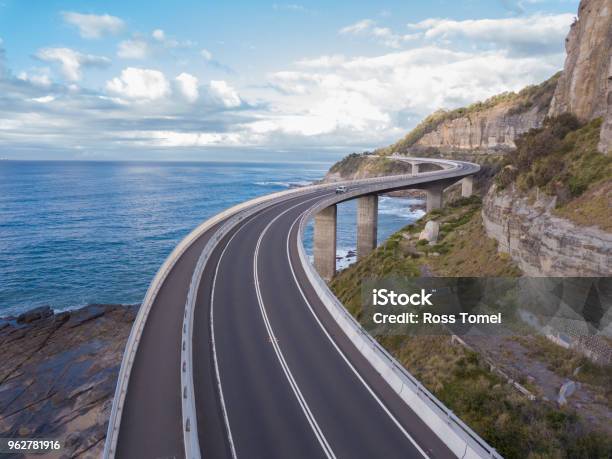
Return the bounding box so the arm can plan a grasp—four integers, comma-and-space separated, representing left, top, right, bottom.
336, 246, 357, 271
378, 196, 425, 220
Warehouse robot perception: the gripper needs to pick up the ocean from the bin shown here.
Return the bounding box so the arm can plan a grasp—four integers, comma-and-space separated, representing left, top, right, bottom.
0, 160, 424, 315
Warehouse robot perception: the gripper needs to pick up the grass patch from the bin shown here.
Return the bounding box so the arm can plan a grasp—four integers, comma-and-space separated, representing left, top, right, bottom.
408, 196, 521, 277
514, 335, 612, 391
374, 335, 612, 459
553, 175, 612, 231
329, 233, 420, 319
331, 197, 520, 315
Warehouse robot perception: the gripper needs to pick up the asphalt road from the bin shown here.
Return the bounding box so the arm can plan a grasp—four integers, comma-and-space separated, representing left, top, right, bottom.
115, 220, 222, 459
112, 160, 479, 459
192, 191, 455, 459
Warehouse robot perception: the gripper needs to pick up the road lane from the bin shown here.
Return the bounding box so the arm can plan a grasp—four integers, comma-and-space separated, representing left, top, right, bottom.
115, 222, 222, 459
258, 199, 451, 458
194, 193, 333, 459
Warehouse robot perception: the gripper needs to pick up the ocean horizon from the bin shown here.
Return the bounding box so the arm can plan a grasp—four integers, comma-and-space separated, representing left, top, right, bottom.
0, 160, 424, 316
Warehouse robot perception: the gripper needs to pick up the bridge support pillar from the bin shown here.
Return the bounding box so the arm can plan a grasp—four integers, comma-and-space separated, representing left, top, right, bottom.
461, 176, 474, 197
412, 163, 420, 176
314, 204, 337, 281
426, 186, 443, 212
357, 195, 378, 260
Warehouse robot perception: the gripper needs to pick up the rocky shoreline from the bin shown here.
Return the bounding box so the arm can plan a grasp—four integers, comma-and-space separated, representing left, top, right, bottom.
0, 304, 137, 458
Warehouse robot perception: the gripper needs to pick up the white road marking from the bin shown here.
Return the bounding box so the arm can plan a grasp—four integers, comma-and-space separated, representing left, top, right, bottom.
286, 213, 430, 458
209, 194, 331, 458
254, 197, 337, 459
210, 226, 245, 459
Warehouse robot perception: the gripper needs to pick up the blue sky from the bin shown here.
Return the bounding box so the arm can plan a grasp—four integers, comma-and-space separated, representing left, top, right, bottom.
0, 0, 579, 160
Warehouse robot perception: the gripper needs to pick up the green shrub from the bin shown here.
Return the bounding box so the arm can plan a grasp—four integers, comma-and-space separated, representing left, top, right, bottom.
504, 115, 611, 201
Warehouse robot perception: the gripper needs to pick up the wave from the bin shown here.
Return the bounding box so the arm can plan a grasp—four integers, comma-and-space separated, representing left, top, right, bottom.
336, 247, 357, 271
378, 196, 425, 220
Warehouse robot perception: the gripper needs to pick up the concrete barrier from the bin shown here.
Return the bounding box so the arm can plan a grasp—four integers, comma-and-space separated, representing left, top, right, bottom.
296, 190, 501, 459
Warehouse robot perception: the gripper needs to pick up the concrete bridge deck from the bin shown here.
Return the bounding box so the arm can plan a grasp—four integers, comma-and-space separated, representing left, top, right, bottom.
104, 157, 495, 459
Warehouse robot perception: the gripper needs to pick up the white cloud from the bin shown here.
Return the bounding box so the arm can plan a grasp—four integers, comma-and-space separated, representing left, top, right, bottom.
175, 72, 199, 102
339, 19, 418, 48
256, 42, 564, 146
117, 39, 150, 59
61, 12, 124, 39
0, 11, 571, 154
118, 31, 194, 60
18, 71, 52, 87
127, 130, 244, 147
30, 95, 55, 104
35, 47, 110, 81
339, 13, 572, 53
201, 49, 213, 61
295, 55, 346, 68
273, 4, 307, 12
409, 14, 574, 54
152, 29, 165, 41
340, 19, 375, 35
209, 80, 241, 107
106, 67, 171, 100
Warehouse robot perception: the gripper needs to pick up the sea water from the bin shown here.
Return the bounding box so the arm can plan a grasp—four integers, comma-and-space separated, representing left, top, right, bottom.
0, 160, 424, 315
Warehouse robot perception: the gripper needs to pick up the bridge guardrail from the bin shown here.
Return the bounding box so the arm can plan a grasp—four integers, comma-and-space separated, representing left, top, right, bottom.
105, 157, 479, 459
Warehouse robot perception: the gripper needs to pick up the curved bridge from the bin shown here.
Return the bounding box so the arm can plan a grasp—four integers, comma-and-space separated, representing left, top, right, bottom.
104, 157, 500, 459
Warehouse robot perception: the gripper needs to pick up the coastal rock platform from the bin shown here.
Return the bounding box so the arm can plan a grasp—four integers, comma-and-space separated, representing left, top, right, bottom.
0, 304, 136, 458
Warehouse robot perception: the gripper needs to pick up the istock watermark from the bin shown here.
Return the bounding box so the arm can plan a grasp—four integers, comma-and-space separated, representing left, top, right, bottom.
360, 278, 611, 349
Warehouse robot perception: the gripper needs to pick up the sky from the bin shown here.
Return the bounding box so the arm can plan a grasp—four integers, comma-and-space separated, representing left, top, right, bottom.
0, 0, 579, 161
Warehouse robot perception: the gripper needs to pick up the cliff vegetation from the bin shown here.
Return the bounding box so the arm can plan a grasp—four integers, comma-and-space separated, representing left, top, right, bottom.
495, 115, 612, 230
325, 153, 413, 182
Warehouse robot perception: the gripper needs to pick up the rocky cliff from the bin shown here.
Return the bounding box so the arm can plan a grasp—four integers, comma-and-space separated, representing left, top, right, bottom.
482, 185, 611, 276
600, 62, 612, 152
548, 0, 612, 153
480, 0, 612, 276
548, 0, 611, 122
413, 100, 547, 153
380, 74, 560, 156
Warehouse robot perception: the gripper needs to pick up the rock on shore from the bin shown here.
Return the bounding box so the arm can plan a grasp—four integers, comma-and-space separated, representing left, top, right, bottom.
482, 185, 612, 276
0, 304, 137, 458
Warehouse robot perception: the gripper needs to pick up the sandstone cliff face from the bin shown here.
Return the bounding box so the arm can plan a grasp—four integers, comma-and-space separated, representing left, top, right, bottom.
598, 57, 612, 153
482, 186, 611, 276
548, 0, 612, 153
414, 102, 546, 153
549, 0, 612, 121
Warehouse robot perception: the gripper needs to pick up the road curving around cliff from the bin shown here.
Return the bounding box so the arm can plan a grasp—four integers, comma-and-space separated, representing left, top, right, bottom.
105, 157, 500, 459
